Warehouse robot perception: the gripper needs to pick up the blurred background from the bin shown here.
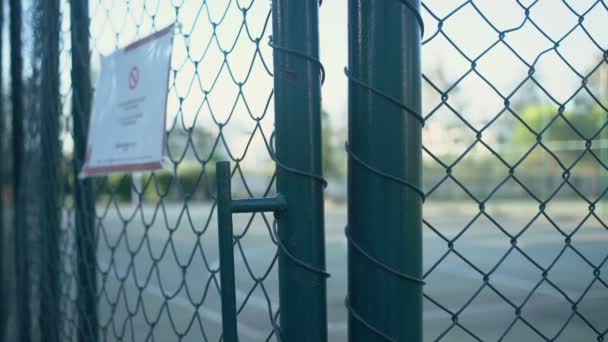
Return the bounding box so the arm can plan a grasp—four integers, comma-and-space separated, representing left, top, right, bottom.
0, 0, 607, 341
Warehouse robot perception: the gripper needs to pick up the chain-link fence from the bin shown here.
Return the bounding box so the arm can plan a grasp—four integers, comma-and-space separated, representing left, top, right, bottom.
0, 0, 606, 342
73, 0, 283, 341
3, 0, 288, 340
420, 0, 608, 340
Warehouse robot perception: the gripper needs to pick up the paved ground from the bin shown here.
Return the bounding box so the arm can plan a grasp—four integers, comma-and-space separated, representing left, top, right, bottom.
89, 200, 607, 341
2, 200, 607, 341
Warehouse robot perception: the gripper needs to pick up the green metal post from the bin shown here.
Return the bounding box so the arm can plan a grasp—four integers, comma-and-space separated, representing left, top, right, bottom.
347, 0, 423, 341
216, 161, 238, 342
231, 195, 287, 213
0, 0, 5, 335
69, 0, 98, 341
271, 0, 327, 340
10, 0, 30, 340
38, 0, 61, 340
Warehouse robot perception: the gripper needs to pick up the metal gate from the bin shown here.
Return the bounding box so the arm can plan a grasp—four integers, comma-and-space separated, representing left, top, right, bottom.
0, 0, 606, 341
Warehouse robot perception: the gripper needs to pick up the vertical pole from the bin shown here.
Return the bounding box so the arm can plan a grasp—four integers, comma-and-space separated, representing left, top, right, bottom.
0, 0, 5, 335
347, 0, 423, 341
600, 71, 607, 216
10, 0, 30, 340
216, 161, 238, 342
70, 0, 97, 341
271, 0, 327, 340
38, 0, 61, 340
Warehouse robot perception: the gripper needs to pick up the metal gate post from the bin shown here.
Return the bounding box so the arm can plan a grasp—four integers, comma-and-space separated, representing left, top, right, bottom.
0, 0, 5, 334
216, 162, 238, 342
215, 161, 289, 342
271, 0, 328, 340
38, 0, 62, 340
10, 0, 30, 340
347, 0, 424, 341
70, 0, 98, 340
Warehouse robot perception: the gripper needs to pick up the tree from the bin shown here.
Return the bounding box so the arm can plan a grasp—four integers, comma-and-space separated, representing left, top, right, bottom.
574, 52, 608, 113
513, 105, 604, 145
167, 125, 220, 162
511, 104, 606, 174
322, 109, 344, 178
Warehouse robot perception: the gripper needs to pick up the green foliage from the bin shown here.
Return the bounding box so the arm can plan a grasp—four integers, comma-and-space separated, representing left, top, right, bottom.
167, 125, 220, 162
98, 175, 133, 202
142, 163, 216, 203
77, 124, 221, 203
322, 110, 344, 178
514, 105, 605, 145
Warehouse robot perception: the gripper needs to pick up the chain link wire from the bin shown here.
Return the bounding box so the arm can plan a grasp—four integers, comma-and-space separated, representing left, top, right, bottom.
3, 0, 282, 340
421, 0, 607, 340
77, 1, 279, 341
2, 0, 607, 341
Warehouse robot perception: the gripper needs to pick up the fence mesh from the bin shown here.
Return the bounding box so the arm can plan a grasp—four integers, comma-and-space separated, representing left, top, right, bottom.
420, 0, 607, 340
0, 0, 607, 341
79, 1, 279, 341
5, 0, 281, 341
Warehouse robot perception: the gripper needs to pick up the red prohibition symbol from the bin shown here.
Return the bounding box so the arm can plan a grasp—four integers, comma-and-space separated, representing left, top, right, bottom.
128, 66, 140, 90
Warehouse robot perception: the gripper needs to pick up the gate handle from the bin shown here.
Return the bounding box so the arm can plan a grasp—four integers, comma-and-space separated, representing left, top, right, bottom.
216, 161, 287, 342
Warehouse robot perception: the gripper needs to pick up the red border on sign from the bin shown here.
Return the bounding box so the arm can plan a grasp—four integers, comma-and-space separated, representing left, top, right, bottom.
83, 161, 164, 177
124, 24, 175, 52
82, 24, 175, 177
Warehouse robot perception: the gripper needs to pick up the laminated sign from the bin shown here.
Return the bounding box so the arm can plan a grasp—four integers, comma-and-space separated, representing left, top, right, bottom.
80, 24, 175, 178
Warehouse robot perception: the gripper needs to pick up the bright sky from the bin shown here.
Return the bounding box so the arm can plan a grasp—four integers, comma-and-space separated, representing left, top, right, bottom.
0, 0, 604, 203
85, 0, 607, 117
22, 0, 606, 165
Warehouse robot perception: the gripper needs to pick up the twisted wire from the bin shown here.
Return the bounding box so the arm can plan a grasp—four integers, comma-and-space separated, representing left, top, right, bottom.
344, 0, 426, 339
420, 0, 608, 340
266, 1, 331, 338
